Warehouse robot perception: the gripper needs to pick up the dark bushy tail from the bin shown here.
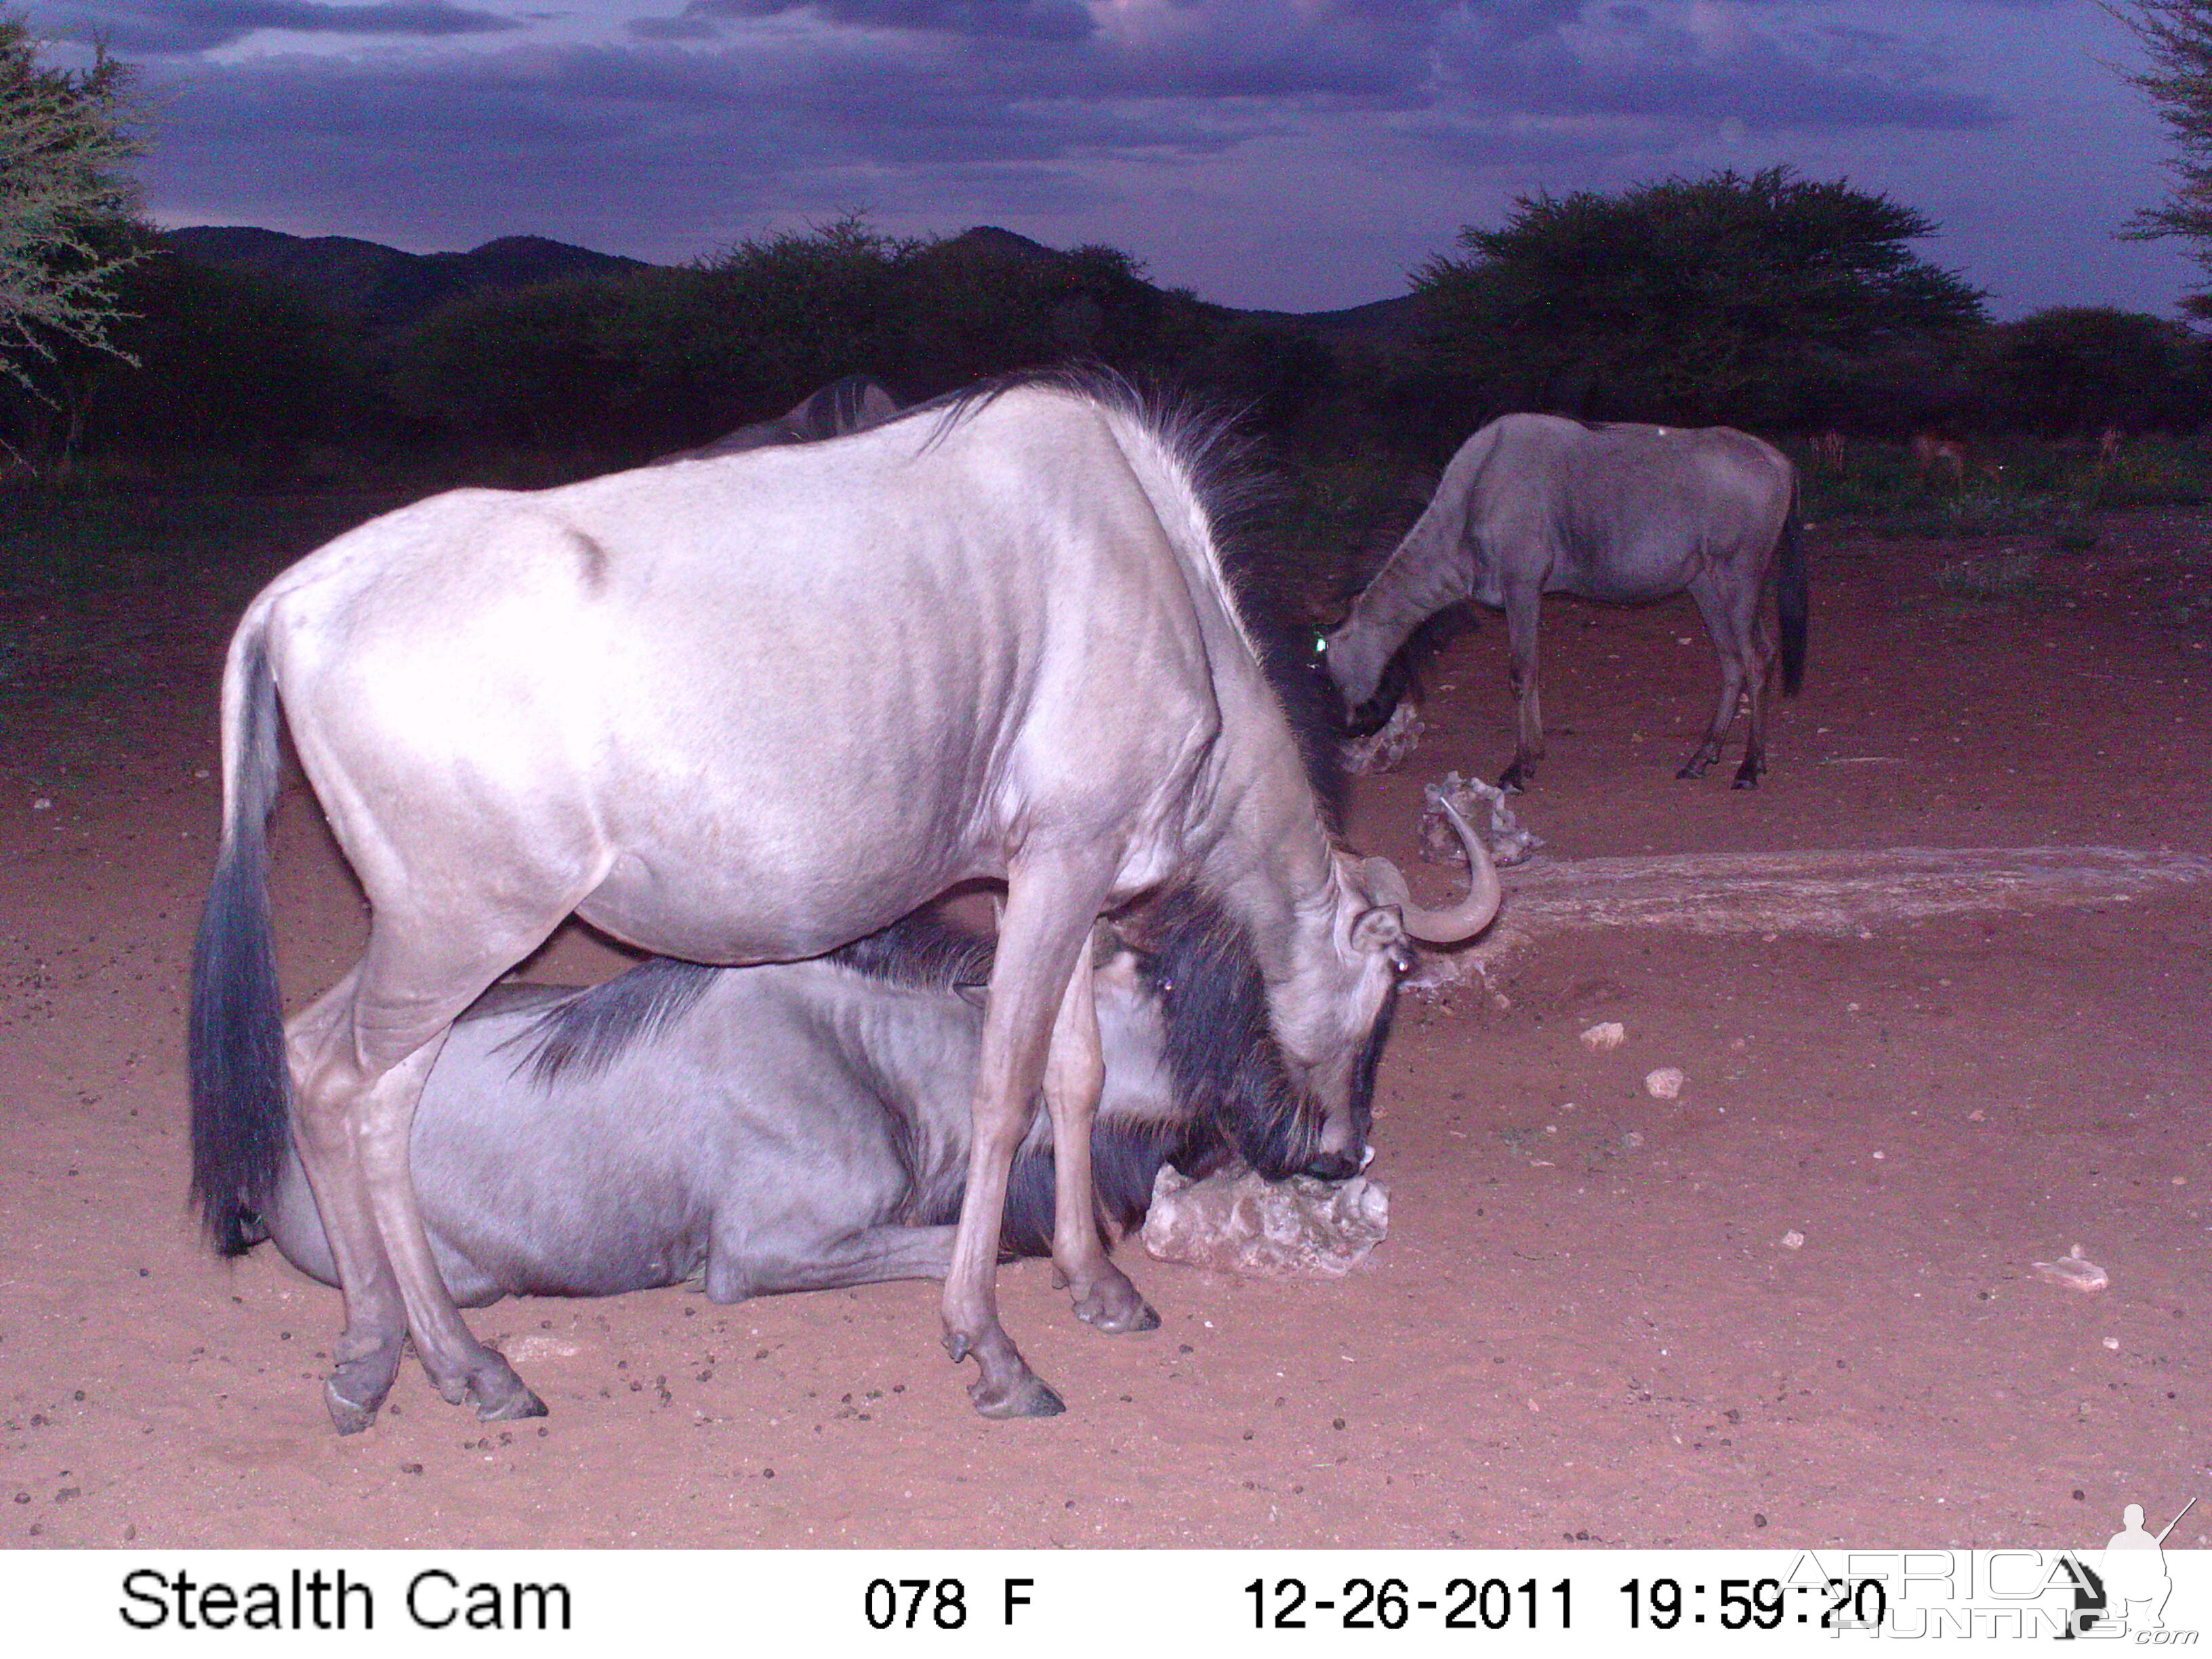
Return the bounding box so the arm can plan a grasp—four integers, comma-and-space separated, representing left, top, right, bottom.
188, 625, 289, 1256
1775, 481, 1809, 695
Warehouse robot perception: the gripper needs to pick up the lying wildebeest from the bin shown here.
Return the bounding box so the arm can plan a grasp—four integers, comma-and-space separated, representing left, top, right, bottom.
237, 896, 1450, 1305
662, 374, 901, 462
190, 369, 1500, 1431
1324, 413, 1807, 790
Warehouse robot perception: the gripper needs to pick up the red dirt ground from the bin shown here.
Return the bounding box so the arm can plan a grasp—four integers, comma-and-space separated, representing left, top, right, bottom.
1, 505, 2207, 1549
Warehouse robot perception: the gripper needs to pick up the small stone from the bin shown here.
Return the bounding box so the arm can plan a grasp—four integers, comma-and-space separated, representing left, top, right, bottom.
1621, 1130, 1645, 1150
1579, 1021, 1626, 1053
31, 798, 51, 811
2102, 1338, 2121, 1351
1780, 1230, 1805, 1250
504, 1335, 583, 1363
1967, 1109, 1986, 1122
1643, 1067, 1685, 1100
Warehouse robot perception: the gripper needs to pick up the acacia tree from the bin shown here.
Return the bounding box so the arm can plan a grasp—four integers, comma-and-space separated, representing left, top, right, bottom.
0, 16, 144, 393
2112, 0, 2212, 317
1414, 166, 1986, 429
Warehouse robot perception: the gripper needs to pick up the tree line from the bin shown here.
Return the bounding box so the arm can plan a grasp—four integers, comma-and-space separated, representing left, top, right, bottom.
4, 11, 2212, 485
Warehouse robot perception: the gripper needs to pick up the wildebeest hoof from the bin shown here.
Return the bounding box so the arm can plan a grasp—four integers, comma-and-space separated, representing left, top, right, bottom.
1074, 1286, 1160, 1334
942, 1329, 972, 1364
970, 1370, 1066, 1419
1300, 1151, 1362, 1182
1675, 762, 1706, 780
324, 1380, 382, 1437
470, 1366, 550, 1422
1732, 771, 1761, 790
1496, 766, 1529, 793
323, 1344, 403, 1434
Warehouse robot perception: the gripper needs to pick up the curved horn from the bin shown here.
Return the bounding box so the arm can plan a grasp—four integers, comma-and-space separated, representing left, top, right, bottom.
1359, 795, 1502, 944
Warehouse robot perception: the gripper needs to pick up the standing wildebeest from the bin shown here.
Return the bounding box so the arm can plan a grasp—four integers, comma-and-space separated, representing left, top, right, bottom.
233, 895, 1456, 1305
190, 371, 1500, 1432
1324, 413, 1807, 791
664, 375, 901, 462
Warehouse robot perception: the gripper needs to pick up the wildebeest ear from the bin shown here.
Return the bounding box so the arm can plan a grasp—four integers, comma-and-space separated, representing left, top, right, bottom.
955, 981, 989, 1009
1351, 905, 1404, 952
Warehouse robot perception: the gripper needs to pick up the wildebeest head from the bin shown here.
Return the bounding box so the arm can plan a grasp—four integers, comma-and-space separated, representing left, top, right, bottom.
1126, 795, 1498, 1182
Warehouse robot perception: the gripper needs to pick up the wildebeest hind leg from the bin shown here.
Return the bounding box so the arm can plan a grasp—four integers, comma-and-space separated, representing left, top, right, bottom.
1732, 625, 1778, 790
1680, 579, 1748, 781
297, 919, 561, 1428
1046, 935, 1159, 1336
285, 968, 409, 1433
1498, 588, 1544, 791
705, 1227, 960, 1300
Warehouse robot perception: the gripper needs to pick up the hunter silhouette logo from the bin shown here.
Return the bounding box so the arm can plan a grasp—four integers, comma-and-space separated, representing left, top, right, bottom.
2102, 1498, 2194, 1635
2062, 1497, 2198, 1639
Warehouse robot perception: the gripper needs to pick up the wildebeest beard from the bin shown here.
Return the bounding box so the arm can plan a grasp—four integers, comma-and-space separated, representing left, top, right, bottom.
1124, 887, 1351, 1183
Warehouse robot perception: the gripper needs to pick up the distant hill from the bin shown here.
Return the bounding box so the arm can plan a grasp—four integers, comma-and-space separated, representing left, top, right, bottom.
1237, 293, 1431, 347
157, 222, 1426, 344
158, 228, 650, 333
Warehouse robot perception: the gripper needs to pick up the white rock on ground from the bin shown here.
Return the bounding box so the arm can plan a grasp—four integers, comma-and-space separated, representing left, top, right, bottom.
1418, 771, 1545, 868
1141, 1164, 1389, 1277
1644, 1066, 1685, 1099
1580, 1021, 1626, 1052
2032, 1245, 2109, 1292
1340, 699, 1427, 775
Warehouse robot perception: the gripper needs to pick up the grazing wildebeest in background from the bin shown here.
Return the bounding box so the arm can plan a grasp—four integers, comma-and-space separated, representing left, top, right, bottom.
1910, 431, 1967, 489
1912, 432, 2003, 489
1323, 413, 1807, 791
190, 371, 1500, 1432
232, 888, 1486, 1305
663, 375, 901, 462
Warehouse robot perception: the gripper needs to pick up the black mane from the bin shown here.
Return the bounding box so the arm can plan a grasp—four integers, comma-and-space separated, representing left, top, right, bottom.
514, 956, 717, 1088
823, 907, 994, 991
514, 910, 994, 1086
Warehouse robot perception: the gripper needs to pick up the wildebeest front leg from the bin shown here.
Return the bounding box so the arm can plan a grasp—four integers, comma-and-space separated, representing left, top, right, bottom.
1046, 936, 1159, 1335
1497, 581, 1544, 791
941, 854, 1115, 1418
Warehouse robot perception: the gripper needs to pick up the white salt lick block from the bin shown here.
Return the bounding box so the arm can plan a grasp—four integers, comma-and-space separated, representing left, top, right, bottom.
1141, 1164, 1389, 1277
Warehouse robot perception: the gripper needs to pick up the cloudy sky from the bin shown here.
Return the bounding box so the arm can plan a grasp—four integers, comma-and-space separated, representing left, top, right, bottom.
23, 0, 2203, 316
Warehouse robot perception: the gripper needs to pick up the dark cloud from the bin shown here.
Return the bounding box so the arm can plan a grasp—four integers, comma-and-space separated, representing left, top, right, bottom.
699, 0, 1097, 42
1437, 5, 1999, 132
40, 0, 520, 56
628, 13, 724, 37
